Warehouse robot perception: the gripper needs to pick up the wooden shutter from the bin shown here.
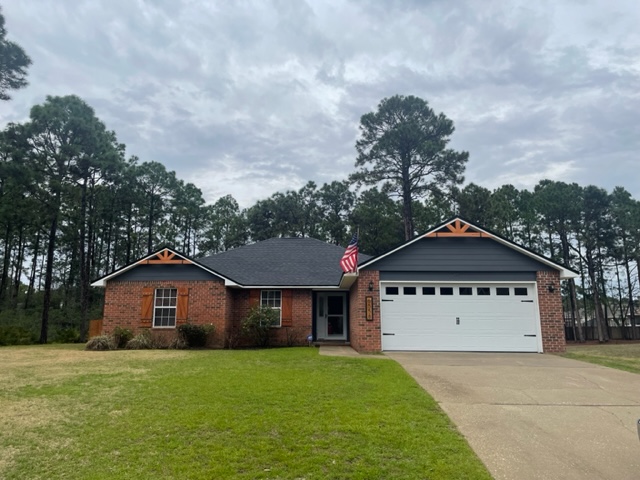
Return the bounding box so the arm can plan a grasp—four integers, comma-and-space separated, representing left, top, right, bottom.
281, 290, 293, 327
141, 287, 154, 327
249, 289, 260, 307
176, 287, 189, 324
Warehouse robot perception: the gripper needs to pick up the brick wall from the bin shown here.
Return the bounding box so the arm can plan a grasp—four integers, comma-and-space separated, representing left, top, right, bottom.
349, 270, 381, 353
537, 270, 566, 353
228, 289, 312, 347
103, 279, 227, 347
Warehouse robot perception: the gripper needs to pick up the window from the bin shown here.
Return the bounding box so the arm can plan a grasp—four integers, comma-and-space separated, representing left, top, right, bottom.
153, 288, 177, 328
459, 287, 472, 296
261, 290, 282, 326
477, 287, 491, 296
440, 287, 454, 295
514, 287, 528, 296
422, 287, 435, 295
403, 287, 417, 295
386, 286, 399, 295
496, 287, 510, 296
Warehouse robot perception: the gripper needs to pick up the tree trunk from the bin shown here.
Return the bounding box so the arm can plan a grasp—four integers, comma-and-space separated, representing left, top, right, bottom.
561, 233, 583, 342
597, 245, 611, 340
586, 248, 607, 343
79, 177, 90, 341
614, 264, 628, 339
25, 229, 40, 309
147, 195, 154, 254
11, 225, 25, 308
401, 160, 413, 241
577, 238, 590, 339
622, 239, 637, 339
0, 222, 12, 306
568, 279, 583, 342
40, 203, 59, 344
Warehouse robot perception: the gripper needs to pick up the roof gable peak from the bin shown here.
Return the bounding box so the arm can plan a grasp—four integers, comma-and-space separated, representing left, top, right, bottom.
425, 218, 492, 238
138, 248, 193, 265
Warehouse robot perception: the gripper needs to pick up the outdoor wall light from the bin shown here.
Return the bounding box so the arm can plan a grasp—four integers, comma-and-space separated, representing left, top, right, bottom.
368, 281, 374, 291
547, 284, 556, 293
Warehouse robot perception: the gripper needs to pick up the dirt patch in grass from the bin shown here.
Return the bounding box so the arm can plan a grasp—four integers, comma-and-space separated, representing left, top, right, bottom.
0, 345, 187, 391
0, 398, 64, 430
0, 446, 18, 475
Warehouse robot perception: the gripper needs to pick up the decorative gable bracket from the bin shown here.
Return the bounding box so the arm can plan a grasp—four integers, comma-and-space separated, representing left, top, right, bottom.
137, 248, 194, 265
425, 219, 493, 238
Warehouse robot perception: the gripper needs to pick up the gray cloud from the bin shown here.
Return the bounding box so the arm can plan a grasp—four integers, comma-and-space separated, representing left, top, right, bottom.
2, 0, 640, 207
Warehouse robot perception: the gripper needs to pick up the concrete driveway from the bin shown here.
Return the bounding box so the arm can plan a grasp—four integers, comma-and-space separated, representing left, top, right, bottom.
386, 352, 640, 480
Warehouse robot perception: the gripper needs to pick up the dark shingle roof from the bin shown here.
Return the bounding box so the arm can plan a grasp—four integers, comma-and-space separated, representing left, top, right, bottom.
198, 237, 371, 286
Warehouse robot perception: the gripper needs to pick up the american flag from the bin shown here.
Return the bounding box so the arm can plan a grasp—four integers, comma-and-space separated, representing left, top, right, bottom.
340, 232, 359, 273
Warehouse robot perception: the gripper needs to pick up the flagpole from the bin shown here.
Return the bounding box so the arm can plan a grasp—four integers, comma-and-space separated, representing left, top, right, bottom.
356, 227, 360, 274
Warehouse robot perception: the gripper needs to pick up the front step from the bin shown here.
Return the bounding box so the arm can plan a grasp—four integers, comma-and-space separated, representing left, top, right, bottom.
313, 340, 350, 347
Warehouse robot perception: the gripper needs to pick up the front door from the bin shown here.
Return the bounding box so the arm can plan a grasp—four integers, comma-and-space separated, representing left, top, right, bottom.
316, 292, 347, 340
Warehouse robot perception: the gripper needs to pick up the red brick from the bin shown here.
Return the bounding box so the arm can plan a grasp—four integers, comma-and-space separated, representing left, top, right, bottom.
536, 271, 566, 353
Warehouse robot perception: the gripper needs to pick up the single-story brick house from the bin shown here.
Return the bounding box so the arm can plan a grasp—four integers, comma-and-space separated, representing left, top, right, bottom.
92, 218, 576, 353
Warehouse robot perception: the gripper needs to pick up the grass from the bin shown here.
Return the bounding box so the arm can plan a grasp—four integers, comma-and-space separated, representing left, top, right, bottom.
0, 345, 490, 480
564, 342, 640, 374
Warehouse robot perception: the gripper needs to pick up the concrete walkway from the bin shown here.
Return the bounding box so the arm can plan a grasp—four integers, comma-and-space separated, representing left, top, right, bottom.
318, 345, 389, 359
387, 352, 640, 480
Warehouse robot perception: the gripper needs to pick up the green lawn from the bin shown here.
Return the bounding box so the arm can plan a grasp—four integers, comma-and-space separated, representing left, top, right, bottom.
0, 345, 490, 479
564, 342, 640, 374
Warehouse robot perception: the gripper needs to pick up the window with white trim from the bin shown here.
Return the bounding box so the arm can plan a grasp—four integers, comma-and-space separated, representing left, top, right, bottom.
154, 288, 177, 328
261, 290, 282, 327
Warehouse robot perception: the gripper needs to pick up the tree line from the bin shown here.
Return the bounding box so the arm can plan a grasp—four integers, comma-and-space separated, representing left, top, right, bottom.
0, 10, 636, 345
0, 94, 638, 345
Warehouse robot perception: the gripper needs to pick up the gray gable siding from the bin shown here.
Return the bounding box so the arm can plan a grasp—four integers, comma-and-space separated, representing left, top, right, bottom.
380, 271, 536, 281
112, 264, 220, 282
363, 237, 554, 273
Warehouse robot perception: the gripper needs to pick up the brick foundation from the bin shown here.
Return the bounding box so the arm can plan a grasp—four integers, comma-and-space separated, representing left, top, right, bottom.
537, 270, 566, 353
348, 270, 381, 353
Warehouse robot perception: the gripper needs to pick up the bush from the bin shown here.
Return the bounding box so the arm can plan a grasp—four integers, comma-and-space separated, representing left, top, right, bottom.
113, 327, 133, 349
168, 335, 188, 349
55, 327, 81, 344
0, 326, 37, 346
125, 332, 154, 350
241, 306, 279, 347
85, 335, 115, 351
177, 323, 214, 348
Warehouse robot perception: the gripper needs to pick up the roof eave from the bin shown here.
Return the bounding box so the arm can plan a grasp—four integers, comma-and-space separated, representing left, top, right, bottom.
338, 273, 359, 290
90, 247, 237, 287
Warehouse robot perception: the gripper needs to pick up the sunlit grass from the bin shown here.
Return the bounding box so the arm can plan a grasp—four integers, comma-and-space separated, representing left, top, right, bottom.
0, 345, 490, 480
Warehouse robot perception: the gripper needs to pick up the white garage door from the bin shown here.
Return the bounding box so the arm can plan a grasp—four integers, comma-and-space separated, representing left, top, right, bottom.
380, 283, 540, 352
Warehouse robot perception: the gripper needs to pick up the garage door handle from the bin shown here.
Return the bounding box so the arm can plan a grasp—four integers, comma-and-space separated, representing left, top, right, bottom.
383, 333, 395, 336
381, 299, 394, 302
524, 334, 537, 337
521, 300, 534, 303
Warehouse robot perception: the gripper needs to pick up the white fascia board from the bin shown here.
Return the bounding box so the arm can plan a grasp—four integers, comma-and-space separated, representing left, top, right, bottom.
338, 273, 359, 290
230, 285, 343, 289
90, 248, 236, 287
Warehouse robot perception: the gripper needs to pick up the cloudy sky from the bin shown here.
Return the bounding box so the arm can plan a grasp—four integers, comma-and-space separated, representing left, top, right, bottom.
2, 0, 640, 206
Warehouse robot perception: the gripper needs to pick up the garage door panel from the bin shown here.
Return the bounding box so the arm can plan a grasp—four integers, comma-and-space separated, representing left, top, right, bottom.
381, 282, 539, 352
